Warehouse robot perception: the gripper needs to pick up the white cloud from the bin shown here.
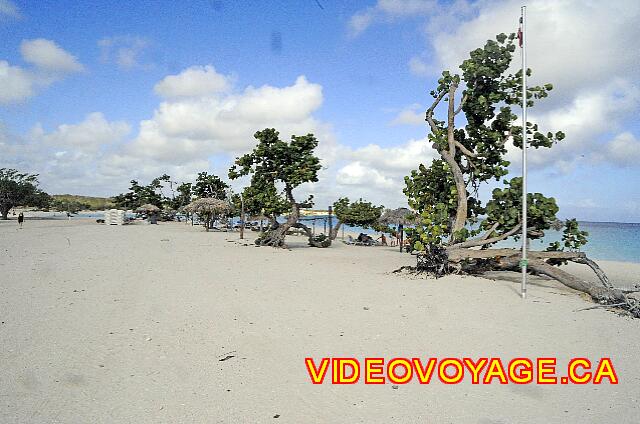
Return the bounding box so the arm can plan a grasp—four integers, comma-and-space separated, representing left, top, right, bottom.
505, 79, 640, 171
362, 0, 640, 173
98, 36, 153, 70
390, 103, 424, 125
20, 39, 84, 73
154, 65, 233, 99
600, 133, 640, 167
129, 74, 324, 163
408, 56, 430, 76
348, 0, 436, 37
0, 39, 84, 103
0, 60, 35, 103
33, 112, 130, 154
348, 9, 375, 37
0, 0, 19, 18
337, 161, 395, 188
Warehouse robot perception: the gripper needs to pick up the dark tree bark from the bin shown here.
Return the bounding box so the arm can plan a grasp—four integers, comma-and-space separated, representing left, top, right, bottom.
256, 186, 330, 248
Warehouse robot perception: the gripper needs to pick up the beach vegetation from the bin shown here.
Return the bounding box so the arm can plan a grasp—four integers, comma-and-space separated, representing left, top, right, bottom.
0, 168, 51, 219
229, 128, 325, 248
403, 33, 636, 314
330, 197, 384, 240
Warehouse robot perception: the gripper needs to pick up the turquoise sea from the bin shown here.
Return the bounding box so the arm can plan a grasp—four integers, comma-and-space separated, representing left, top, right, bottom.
342, 220, 640, 264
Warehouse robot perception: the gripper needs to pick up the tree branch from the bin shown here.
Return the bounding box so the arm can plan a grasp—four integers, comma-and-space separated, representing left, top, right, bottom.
425, 90, 446, 133
454, 94, 467, 115
448, 222, 522, 249
454, 140, 477, 158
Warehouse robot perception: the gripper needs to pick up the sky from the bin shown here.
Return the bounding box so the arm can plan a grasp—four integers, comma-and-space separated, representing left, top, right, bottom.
1, 0, 639, 223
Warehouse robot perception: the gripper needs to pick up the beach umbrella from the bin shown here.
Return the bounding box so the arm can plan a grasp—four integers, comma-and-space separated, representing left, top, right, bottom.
135, 203, 161, 224
379, 207, 417, 252
185, 198, 232, 231
135, 203, 160, 213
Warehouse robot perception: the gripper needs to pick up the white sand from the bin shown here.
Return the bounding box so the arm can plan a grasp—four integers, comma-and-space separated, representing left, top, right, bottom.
1, 218, 639, 423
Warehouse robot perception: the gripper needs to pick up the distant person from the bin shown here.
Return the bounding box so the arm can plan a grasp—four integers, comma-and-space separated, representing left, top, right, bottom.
18, 212, 24, 228
377, 234, 387, 246
66, 212, 71, 220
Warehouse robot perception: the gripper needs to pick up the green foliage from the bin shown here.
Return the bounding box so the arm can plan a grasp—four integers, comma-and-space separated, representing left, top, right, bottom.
50, 199, 90, 214
562, 218, 589, 251
229, 128, 321, 211
547, 218, 588, 252
406, 203, 450, 250
193, 172, 228, 200
483, 177, 559, 242
405, 32, 574, 252
229, 128, 321, 189
240, 176, 290, 219
112, 178, 167, 210
333, 197, 383, 229
170, 182, 193, 211
52, 194, 114, 211
0, 168, 51, 218
404, 160, 484, 239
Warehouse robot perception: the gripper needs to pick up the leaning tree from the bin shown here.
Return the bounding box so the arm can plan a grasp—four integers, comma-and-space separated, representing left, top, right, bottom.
229, 128, 328, 248
0, 168, 51, 219
404, 33, 637, 315
330, 197, 384, 240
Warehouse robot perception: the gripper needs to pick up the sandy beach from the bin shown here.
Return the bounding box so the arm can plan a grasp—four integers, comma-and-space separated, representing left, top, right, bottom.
1, 218, 639, 423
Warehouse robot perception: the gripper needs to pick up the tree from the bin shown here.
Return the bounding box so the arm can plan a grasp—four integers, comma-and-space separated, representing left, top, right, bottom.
0, 168, 51, 219
330, 197, 384, 240
240, 177, 290, 226
51, 199, 90, 214
193, 172, 228, 200
229, 128, 324, 248
169, 182, 193, 211
112, 177, 167, 210
405, 33, 634, 313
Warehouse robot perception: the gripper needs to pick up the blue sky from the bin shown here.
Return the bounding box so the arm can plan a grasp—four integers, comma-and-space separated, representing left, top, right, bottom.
1, 0, 639, 222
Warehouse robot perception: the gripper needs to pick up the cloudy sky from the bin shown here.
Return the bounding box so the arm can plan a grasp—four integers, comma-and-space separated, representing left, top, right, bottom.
1, 0, 638, 222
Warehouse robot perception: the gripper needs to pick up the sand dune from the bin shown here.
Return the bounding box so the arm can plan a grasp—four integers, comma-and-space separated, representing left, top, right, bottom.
1, 219, 638, 423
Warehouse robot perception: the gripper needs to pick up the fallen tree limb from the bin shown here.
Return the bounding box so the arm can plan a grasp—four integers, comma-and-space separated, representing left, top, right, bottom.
407, 246, 639, 318
446, 248, 586, 262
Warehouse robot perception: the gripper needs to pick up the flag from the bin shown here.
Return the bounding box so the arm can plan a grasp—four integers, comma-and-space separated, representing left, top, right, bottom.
517, 17, 523, 48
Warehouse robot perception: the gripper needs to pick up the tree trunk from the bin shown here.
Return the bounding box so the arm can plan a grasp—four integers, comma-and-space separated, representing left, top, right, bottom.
330, 221, 342, 240
0, 203, 11, 220
257, 188, 299, 247
445, 247, 628, 307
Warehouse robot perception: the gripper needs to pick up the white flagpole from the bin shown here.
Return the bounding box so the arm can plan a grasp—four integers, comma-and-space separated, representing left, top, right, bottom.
520, 5, 528, 299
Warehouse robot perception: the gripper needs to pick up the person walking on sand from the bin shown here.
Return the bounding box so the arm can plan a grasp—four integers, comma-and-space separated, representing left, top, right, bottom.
18, 212, 24, 228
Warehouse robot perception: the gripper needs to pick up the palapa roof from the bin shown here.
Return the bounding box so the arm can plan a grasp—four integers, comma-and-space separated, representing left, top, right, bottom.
378, 207, 417, 226
136, 203, 160, 212
184, 198, 231, 215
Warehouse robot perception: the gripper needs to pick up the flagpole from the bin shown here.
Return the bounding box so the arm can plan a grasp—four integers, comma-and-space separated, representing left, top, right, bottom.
520, 5, 528, 299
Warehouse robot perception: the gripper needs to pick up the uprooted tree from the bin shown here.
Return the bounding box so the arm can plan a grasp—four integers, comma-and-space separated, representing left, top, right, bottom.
330, 197, 384, 240
404, 33, 638, 316
229, 128, 329, 248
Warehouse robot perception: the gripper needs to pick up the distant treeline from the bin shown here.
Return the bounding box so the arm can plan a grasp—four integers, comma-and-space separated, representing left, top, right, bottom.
51, 194, 115, 211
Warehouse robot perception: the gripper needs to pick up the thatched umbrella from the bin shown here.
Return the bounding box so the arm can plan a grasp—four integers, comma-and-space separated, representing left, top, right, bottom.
136, 203, 161, 224
379, 207, 417, 252
185, 198, 232, 231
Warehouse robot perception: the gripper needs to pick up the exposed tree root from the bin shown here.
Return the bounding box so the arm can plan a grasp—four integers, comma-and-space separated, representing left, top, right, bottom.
254, 222, 331, 248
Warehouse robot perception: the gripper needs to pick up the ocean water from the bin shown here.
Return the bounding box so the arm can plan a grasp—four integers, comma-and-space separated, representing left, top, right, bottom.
495, 221, 640, 263
328, 218, 639, 264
